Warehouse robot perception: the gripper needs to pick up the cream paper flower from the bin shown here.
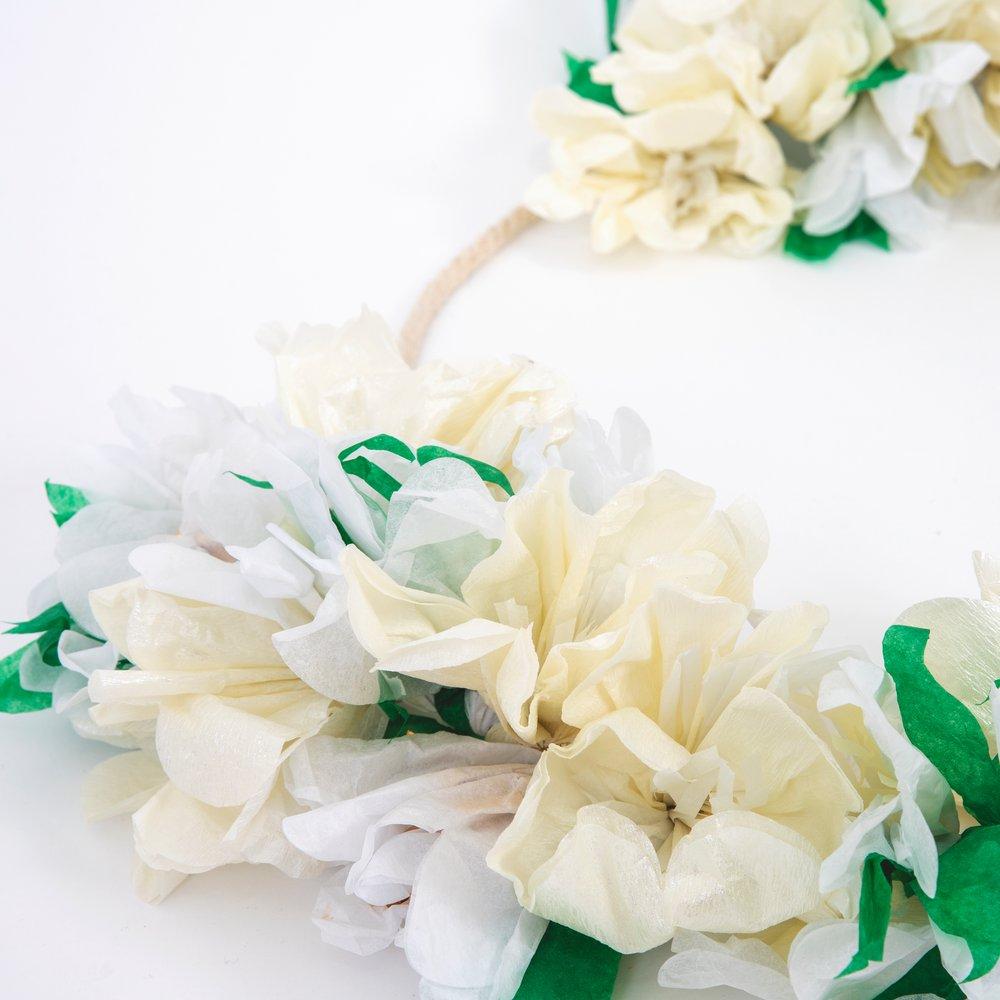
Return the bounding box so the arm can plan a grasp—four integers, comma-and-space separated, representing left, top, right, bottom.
282, 732, 544, 1000
657, 647, 957, 998
260, 309, 574, 482
525, 87, 793, 254
605, 0, 893, 141
83, 577, 382, 900
487, 692, 860, 954
343, 466, 773, 748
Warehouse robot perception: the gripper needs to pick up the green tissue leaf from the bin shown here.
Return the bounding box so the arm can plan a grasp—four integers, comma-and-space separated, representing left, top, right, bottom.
5, 603, 73, 636
341, 455, 403, 502
872, 946, 963, 999
45, 481, 89, 527
884, 624, 1000, 826
916, 826, 1000, 982
840, 854, 913, 977
434, 686, 477, 738
564, 52, 622, 111
785, 211, 890, 262
416, 445, 514, 496
514, 922, 621, 1000
605, 0, 620, 50
848, 59, 907, 94
339, 434, 415, 463
227, 471, 274, 490
0, 644, 53, 713
868, 0, 888, 14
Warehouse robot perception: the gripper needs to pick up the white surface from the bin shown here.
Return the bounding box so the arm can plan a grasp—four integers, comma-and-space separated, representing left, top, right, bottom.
1, 3, 998, 999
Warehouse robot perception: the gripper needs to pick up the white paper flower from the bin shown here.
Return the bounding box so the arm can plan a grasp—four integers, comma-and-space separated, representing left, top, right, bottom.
797, 41, 1000, 245
526, 87, 793, 254
344, 466, 771, 748
513, 407, 653, 514
282, 732, 544, 1000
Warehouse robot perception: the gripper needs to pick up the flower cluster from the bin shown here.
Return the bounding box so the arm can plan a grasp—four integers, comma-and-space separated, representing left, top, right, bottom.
528, 0, 1000, 259
4, 317, 999, 999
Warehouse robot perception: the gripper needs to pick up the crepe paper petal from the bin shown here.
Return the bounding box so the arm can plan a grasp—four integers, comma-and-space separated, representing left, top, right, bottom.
512, 922, 621, 1000
872, 946, 963, 1000
883, 625, 1000, 826
273, 586, 380, 706
44, 480, 89, 526
788, 920, 938, 1000
226, 471, 274, 490
4, 601, 73, 635
129, 543, 288, 623
840, 854, 914, 976
0, 644, 52, 713
657, 929, 794, 1000
339, 433, 415, 464
848, 59, 907, 95
915, 826, 1000, 983
416, 446, 514, 497
564, 53, 623, 112
82, 749, 168, 822
784, 211, 890, 262
155, 694, 299, 807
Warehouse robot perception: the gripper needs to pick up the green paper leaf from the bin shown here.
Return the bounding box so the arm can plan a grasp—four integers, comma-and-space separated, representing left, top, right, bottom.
341, 455, 403, 502
434, 686, 477, 738
226, 471, 274, 490
848, 59, 907, 94
840, 854, 914, 977
868, 0, 888, 15
339, 434, 415, 463
784, 211, 890, 262
564, 52, 622, 111
872, 947, 963, 1000
5, 602, 72, 636
45, 480, 89, 527
883, 624, 1000, 826
514, 922, 621, 1000
377, 674, 483, 741
916, 826, 1000, 982
605, 0, 620, 50
0, 644, 53, 713
416, 445, 514, 497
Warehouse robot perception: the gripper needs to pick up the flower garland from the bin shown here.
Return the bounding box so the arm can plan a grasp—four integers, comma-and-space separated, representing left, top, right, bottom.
4, 4, 1000, 1000
527, 0, 1000, 259
4, 312, 999, 999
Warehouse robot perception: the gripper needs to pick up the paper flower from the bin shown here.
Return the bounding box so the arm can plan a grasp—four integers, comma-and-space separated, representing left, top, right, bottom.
343, 466, 770, 747
606, 0, 893, 141
261, 310, 574, 482
487, 688, 861, 953
526, 86, 793, 254
282, 732, 545, 1000
81, 577, 383, 899
796, 41, 1000, 246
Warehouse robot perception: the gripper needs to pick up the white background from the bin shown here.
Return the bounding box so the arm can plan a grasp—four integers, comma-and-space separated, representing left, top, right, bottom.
1, 2, 998, 998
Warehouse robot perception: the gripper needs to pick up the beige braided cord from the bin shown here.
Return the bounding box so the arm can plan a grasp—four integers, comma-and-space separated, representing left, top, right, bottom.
398, 205, 539, 366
